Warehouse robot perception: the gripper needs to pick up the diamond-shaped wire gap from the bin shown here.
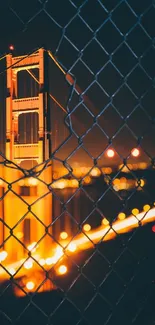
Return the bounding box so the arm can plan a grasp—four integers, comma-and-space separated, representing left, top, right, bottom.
69, 60, 95, 93
112, 43, 137, 76
16, 10, 62, 54
82, 39, 109, 74
0, 6, 24, 42
83, 81, 109, 115
98, 104, 123, 138
113, 246, 139, 283
141, 6, 155, 38
126, 106, 151, 138
112, 1, 137, 35
97, 19, 123, 54
0, 283, 29, 323
15, 301, 47, 325
127, 0, 152, 15
82, 124, 109, 158
141, 125, 155, 159
141, 86, 155, 120
99, 269, 125, 306
141, 46, 155, 79
66, 146, 94, 176
32, 289, 63, 318
68, 103, 94, 138
126, 24, 151, 57
10, 0, 42, 23
0, 311, 11, 325
65, 15, 93, 50
98, 62, 123, 96
112, 125, 138, 157
55, 35, 79, 70
127, 66, 151, 98
50, 298, 80, 325
51, 209, 79, 242
84, 293, 112, 325
97, 187, 125, 224
80, 0, 108, 30
113, 84, 138, 118
67, 273, 95, 312
45, 0, 76, 27
54, 134, 79, 161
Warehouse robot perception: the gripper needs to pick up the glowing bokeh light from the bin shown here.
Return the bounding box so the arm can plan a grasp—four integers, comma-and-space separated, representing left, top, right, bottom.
106, 149, 115, 158
27, 242, 37, 252
143, 204, 150, 212
102, 218, 109, 226
9, 268, 16, 276
24, 259, 33, 269
58, 265, 67, 275
9, 45, 14, 51
26, 281, 35, 290
83, 224, 91, 232
0, 251, 8, 262
152, 225, 155, 233
131, 148, 140, 157
132, 208, 139, 216
68, 243, 77, 252
118, 213, 126, 220
60, 232, 68, 240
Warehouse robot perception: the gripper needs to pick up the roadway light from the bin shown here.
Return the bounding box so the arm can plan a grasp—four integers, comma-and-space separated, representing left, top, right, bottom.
60, 232, 68, 240
131, 148, 140, 157
26, 281, 35, 291
106, 149, 115, 158
58, 265, 67, 275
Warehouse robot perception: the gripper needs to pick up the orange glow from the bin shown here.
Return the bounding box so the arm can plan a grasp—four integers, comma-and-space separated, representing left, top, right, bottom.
60, 232, 68, 240
83, 224, 91, 232
118, 212, 126, 220
16, 232, 24, 239
131, 148, 140, 157
83, 176, 92, 184
24, 259, 33, 269
0, 179, 4, 186
57, 265, 67, 275
106, 149, 115, 158
26, 281, 35, 291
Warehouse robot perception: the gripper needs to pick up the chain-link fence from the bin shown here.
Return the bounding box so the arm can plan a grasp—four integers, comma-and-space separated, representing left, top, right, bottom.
0, 0, 155, 324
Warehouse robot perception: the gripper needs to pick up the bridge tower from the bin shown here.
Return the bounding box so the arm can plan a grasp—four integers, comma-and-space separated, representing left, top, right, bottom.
4, 49, 52, 261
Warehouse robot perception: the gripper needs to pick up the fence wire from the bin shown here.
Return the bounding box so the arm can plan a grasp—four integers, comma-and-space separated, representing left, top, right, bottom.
0, 0, 155, 324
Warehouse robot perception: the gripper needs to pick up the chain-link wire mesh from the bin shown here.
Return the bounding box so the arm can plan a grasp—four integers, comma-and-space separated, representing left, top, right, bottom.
0, 0, 155, 324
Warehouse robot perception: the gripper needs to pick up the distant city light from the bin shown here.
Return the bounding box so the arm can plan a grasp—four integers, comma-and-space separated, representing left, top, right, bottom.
131, 148, 140, 157
152, 225, 155, 233
60, 232, 68, 240
27, 242, 37, 252
106, 149, 115, 158
68, 242, 77, 252
9, 45, 14, 51
143, 204, 150, 212
102, 218, 109, 226
46, 257, 53, 266
0, 251, 8, 262
58, 265, 67, 275
118, 212, 126, 220
132, 208, 139, 216
90, 167, 101, 177
16, 231, 24, 239
83, 224, 91, 232
26, 281, 35, 291
24, 259, 33, 269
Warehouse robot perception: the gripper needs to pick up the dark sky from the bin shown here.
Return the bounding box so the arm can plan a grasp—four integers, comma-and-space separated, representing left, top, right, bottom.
0, 0, 155, 167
